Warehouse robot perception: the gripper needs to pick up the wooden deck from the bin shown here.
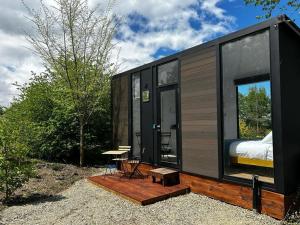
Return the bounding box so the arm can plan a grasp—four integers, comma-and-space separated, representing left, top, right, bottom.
88, 174, 190, 205
87, 163, 291, 219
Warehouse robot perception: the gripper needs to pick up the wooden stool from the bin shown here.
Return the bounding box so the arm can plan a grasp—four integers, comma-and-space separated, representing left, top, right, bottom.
148, 168, 179, 186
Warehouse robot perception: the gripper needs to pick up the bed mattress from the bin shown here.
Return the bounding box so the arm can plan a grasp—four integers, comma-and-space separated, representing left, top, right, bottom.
229, 140, 273, 161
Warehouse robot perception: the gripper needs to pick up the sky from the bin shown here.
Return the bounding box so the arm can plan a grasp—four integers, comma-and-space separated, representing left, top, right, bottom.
0, 0, 298, 106
238, 81, 271, 97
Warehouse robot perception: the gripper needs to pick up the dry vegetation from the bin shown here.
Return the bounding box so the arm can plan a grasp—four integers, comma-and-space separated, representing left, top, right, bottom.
0, 160, 100, 211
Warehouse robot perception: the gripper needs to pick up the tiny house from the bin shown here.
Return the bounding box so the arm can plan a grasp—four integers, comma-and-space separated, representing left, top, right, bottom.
111, 15, 300, 219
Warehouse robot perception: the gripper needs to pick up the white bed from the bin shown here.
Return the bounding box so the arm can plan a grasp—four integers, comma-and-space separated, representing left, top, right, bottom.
228, 132, 273, 167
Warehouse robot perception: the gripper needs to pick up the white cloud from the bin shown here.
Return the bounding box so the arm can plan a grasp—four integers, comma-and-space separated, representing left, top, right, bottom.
0, 0, 236, 106
105, 0, 236, 71
0, 31, 43, 106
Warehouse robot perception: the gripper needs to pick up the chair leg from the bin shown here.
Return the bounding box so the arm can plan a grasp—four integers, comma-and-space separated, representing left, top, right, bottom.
104, 166, 110, 176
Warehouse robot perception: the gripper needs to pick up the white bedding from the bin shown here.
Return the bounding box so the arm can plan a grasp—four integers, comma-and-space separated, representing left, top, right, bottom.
229, 140, 273, 161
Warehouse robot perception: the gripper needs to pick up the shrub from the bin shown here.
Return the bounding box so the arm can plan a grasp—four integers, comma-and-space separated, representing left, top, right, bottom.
0, 113, 35, 201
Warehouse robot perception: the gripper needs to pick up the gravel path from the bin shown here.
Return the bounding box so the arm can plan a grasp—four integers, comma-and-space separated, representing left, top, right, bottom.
0, 179, 281, 225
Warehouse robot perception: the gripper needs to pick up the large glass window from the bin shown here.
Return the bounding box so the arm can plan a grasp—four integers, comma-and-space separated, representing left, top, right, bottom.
157, 60, 179, 165
132, 73, 141, 158
222, 29, 270, 79
158, 61, 178, 86
160, 89, 177, 164
222, 30, 274, 184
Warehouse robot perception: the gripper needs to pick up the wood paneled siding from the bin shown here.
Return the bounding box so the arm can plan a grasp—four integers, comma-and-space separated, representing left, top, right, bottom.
181, 46, 219, 178
112, 75, 129, 147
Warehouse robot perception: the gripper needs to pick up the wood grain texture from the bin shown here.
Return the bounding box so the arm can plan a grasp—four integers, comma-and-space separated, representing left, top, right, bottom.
88, 174, 189, 205
91, 163, 291, 219
112, 75, 129, 147
179, 172, 289, 220
181, 46, 219, 178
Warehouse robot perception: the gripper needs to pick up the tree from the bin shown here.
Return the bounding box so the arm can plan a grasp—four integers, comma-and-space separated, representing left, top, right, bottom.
24, 0, 118, 166
11, 72, 79, 161
2, 70, 111, 164
0, 106, 35, 201
244, 0, 300, 19
238, 86, 271, 138
0, 106, 4, 116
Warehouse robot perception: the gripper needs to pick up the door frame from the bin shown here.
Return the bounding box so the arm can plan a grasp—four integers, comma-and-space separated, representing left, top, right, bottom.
128, 60, 182, 170
156, 84, 181, 169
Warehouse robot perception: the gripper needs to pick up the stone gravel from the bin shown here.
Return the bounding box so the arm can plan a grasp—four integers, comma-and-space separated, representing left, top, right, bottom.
0, 179, 281, 225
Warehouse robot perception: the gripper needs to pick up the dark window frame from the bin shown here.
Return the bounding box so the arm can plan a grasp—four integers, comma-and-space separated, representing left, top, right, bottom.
155, 59, 182, 169
130, 72, 142, 159
157, 60, 179, 87
219, 28, 277, 191
128, 58, 182, 169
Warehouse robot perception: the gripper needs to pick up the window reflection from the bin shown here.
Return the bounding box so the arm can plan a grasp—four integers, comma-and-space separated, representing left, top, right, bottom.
158, 61, 178, 86
160, 89, 177, 164
132, 73, 141, 158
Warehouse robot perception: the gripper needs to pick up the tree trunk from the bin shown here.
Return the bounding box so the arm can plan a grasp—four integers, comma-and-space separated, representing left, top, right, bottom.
4, 144, 9, 201
5, 166, 9, 201
79, 119, 85, 167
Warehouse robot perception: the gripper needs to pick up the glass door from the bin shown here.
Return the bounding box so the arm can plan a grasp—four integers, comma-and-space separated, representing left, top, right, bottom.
157, 85, 179, 166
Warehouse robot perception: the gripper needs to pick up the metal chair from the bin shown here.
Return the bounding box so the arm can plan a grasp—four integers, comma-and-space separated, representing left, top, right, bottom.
135, 132, 141, 149
114, 146, 131, 175
104, 146, 131, 176
104, 163, 117, 175
126, 157, 144, 179
160, 132, 172, 161
118, 145, 131, 159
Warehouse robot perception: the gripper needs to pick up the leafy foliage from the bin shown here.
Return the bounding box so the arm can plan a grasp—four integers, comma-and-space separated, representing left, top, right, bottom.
244, 0, 300, 19
238, 86, 271, 139
4, 72, 111, 163
24, 0, 118, 166
0, 107, 35, 201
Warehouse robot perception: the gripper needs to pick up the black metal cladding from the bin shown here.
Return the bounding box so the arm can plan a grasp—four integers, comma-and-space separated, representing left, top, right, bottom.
277, 22, 300, 194
140, 68, 154, 163
112, 15, 300, 194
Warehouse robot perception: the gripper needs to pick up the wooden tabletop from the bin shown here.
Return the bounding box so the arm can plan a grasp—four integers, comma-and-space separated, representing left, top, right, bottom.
148, 168, 178, 175
102, 150, 128, 155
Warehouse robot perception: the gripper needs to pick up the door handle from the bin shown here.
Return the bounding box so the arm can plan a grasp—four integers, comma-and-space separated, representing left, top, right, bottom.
156, 124, 161, 132
152, 123, 160, 130
152, 124, 161, 131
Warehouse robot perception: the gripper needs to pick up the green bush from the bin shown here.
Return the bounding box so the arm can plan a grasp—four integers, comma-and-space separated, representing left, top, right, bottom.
0, 113, 35, 201
2, 72, 111, 165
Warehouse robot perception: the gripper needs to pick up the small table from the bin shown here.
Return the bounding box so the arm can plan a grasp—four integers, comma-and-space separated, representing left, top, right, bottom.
102, 150, 128, 173
112, 158, 128, 172
102, 150, 128, 155
148, 168, 179, 186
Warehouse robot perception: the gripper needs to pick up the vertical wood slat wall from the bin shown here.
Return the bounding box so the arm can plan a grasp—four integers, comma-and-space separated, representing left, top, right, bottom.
181, 46, 219, 178
112, 75, 129, 147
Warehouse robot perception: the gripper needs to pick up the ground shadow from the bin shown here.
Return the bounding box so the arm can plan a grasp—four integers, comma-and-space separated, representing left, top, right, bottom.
2, 193, 66, 207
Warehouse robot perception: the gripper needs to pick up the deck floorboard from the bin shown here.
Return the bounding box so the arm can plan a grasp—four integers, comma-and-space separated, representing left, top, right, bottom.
88, 174, 190, 205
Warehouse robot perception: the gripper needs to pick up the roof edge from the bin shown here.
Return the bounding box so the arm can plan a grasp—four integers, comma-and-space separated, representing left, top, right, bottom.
112, 14, 299, 80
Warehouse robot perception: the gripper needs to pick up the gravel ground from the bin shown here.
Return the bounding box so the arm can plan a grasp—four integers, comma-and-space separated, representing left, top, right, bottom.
0, 179, 281, 225
0, 161, 100, 211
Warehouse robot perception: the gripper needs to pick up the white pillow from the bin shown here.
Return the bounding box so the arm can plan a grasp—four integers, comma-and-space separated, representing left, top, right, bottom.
261, 131, 272, 144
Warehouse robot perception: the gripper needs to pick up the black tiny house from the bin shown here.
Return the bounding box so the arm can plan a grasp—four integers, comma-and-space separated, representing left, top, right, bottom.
111, 15, 300, 218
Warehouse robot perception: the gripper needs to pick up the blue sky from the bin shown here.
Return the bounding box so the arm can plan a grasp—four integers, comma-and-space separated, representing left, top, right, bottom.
0, 0, 299, 106
238, 81, 271, 97
150, 1, 299, 59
